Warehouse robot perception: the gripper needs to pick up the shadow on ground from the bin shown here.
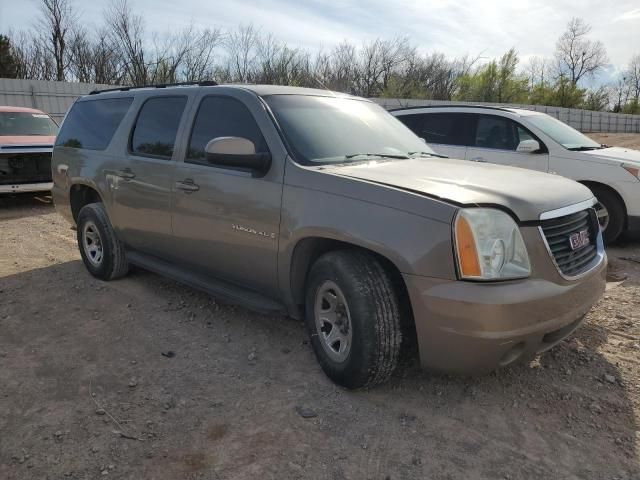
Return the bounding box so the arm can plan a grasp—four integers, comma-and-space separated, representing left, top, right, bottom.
0, 192, 54, 221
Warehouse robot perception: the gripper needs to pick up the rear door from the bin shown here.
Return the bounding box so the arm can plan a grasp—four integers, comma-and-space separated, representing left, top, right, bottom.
170, 93, 284, 296
465, 114, 549, 172
109, 95, 188, 257
396, 112, 472, 159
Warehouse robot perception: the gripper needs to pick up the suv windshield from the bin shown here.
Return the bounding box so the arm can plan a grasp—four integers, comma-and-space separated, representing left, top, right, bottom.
0, 112, 58, 136
526, 114, 601, 151
264, 95, 434, 164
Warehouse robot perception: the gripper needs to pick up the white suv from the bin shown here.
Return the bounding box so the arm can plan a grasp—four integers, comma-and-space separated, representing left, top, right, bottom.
392, 106, 640, 243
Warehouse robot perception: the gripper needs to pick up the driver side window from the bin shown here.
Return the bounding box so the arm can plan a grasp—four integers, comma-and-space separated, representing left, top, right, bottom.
474, 115, 517, 151
186, 96, 269, 165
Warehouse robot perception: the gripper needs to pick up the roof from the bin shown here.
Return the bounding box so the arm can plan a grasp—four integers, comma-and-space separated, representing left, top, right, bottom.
0, 106, 47, 114
88, 82, 361, 100
235, 84, 359, 99
389, 104, 540, 116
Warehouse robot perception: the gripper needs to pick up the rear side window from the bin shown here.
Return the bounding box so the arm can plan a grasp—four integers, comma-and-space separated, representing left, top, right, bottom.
130, 96, 187, 159
397, 113, 469, 146
56, 98, 133, 150
187, 96, 268, 164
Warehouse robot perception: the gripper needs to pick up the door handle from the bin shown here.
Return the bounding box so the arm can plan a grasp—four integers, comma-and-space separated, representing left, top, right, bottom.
175, 179, 200, 193
116, 168, 136, 179
470, 157, 486, 162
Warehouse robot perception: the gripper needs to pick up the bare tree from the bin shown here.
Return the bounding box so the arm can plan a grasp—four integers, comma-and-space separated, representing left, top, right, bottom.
181, 28, 223, 82
10, 30, 56, 80
105, 0, 148, 85
225, 25, 259, 82
523, 56, 549, 89
555, 17, 608, 85
37, 0, 76, 81
627, 54, 640, 101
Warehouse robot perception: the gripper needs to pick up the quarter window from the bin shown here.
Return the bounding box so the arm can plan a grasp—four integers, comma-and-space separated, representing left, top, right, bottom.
130, 96, 187, 158
56, 98, 133, 150
187, 96, 268, 164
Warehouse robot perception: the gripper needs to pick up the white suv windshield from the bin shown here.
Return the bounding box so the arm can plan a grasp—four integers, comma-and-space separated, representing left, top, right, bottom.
527, 114, 601, 151
265, 95, 434, 164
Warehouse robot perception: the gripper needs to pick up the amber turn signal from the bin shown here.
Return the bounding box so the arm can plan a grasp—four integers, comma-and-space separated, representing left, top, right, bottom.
455, 214, 482, 277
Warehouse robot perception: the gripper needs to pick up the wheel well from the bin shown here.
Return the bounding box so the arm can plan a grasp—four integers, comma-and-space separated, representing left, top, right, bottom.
289, 238, 414, 324
70, 184, 103, 222
578, 181, 627, 226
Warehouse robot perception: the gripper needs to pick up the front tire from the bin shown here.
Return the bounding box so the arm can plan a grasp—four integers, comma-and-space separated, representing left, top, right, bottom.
77, 203, 129, 280
590, 186, 625, 244
304, 250, 403, 389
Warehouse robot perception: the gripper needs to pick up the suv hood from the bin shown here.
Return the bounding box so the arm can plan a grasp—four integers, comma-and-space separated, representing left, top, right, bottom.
326, 157, 594, 222
582, 146, 640, 165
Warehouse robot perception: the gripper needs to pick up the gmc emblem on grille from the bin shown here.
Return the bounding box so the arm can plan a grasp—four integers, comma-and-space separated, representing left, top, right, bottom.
569, 230, 590, 251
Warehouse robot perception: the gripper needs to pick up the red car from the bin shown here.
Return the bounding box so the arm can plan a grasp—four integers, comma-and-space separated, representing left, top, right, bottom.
0, 106, 58, 194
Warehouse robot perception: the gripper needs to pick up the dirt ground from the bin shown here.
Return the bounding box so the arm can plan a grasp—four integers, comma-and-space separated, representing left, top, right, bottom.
1, 134, 639, 480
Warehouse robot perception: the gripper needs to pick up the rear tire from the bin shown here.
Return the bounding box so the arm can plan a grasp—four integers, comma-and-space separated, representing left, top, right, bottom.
590, 186, 625, 244
304, 250, 403, 389
77, 203, 129, 280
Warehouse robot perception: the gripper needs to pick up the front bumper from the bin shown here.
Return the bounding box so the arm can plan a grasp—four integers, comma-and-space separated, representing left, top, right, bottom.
0, 182, 53, 194
404, 227, 607, 374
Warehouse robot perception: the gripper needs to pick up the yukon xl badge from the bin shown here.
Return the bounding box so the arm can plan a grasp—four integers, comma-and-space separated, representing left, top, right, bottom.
568, 230, 590, 251
232, 224, 276, 240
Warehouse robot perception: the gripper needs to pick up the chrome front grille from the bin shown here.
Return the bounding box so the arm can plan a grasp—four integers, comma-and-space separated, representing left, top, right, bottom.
540, 208, 600, 278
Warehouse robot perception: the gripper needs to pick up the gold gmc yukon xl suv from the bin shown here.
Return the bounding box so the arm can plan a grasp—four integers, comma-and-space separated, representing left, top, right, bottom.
52, 83, 606, 389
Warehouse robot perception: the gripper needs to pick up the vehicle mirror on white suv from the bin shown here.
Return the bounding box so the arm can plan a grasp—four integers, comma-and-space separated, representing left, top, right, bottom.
516, 139, 540, 153
205, 136, 272, 174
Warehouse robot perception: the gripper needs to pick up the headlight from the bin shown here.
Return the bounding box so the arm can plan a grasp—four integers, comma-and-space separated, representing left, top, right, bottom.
454, 208, 531, 280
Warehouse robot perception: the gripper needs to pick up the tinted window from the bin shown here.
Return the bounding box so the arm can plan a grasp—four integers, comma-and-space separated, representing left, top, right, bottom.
398, 113, 469, 146
474, 115, 518, 151
56, 98, 133, 150
265, 96, 433, 165
187, 96, 268, 163
131, 96, 187, 158
0, 112, 58, 136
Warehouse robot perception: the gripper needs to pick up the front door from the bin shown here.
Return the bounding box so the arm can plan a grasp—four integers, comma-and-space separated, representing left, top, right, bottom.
465, 114, 549, 172
171, 94, 283, 296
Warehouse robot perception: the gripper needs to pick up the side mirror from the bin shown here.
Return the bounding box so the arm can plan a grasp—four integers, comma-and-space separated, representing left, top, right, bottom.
205, 137, 271, 175
516, 139, 541, 153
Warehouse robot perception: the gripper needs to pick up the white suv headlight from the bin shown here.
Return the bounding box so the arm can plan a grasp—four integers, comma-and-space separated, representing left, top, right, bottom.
454, 208, 531, 280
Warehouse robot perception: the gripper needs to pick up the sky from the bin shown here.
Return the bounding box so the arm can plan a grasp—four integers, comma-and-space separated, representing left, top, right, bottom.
1, 0, 639, 82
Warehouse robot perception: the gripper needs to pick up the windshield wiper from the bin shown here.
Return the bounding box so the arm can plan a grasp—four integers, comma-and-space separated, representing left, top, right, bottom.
567, 146, 604, 151
407, 151, 449, 158
344, 153, 409, 160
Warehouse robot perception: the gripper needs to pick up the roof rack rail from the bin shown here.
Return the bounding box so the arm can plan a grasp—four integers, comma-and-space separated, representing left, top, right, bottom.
387, 104, 518, 113
88, 80, 218, 95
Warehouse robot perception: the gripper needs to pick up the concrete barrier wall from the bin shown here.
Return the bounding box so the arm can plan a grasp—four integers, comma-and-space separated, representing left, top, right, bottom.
0, 78, 111, 123
372, 98, 640, 133
1, 78, 638, 133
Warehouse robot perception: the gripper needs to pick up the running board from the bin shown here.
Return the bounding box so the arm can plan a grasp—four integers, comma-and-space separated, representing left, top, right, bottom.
126, 250, 285, 314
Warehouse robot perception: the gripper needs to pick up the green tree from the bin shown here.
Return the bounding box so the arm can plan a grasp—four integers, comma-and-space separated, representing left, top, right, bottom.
0, 34, 19, 78
454, 49, 528, 103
